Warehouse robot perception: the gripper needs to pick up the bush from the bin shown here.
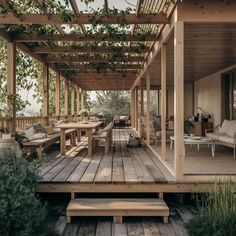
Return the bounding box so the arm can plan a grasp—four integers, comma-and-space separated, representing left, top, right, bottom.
0, 153, 61, 236
187, 178, 236, 236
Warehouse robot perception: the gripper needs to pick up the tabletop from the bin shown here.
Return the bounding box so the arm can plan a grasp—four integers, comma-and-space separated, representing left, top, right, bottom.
56, 121, 103, 129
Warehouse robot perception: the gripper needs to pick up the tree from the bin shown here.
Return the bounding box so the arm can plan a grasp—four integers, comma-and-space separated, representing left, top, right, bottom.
90, 91, 130, 121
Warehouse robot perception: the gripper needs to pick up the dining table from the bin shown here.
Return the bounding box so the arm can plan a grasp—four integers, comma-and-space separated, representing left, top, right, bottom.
57, 121, 103, 157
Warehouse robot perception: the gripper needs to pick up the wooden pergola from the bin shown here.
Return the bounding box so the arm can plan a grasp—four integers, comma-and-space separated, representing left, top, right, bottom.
1, 0, 236, 181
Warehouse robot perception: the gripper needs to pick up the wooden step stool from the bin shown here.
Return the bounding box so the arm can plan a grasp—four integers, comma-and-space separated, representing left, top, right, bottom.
66, 198, 169, 224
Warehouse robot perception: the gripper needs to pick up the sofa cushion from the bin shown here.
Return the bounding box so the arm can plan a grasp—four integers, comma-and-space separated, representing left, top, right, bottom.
114, 115, 120, 121
31, 133, 47, 141
44, 126, 56, 135
26, 122, 44, 133
219, 135, 235, 145
206, 132, 223, 141
226, 123, 236, 138
120, 116, 128, 120
219, 120, 236, 133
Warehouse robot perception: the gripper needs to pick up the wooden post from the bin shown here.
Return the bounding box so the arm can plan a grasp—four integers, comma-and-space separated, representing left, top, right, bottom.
140, 83, 144, 116
174, 21, 184, 180
81, 90, 84, 109
55, 72, 60, 119
161, 44, 167, 161
146, 67, 151, 144
71, 82, 75, 115
64, 78, 68, 116
43, 63, 49, 125
76, 86, 80, 114
130, 89, 135, 128
135, 86, 139, 130
7, 42, 16, 133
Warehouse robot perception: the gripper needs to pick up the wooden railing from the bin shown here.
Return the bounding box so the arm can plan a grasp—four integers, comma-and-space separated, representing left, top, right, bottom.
0, 115, 75, 131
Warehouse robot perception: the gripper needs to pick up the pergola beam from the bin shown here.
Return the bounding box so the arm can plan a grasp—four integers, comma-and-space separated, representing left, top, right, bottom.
47, 56, 144, 63
14, 34, 157, 42
0, 13, 169, 25
32, 46, 149, 54
58, 64, 140, 70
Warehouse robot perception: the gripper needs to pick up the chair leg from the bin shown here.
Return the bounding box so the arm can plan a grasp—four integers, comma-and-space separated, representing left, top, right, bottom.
234, 146, 235, 159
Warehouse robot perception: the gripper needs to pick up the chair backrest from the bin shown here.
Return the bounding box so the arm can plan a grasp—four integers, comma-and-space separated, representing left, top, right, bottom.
103, 122, 113, 131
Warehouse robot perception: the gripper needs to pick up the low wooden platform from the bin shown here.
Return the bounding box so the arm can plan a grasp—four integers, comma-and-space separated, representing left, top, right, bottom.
37, 129, 169, 187
67, 198, 169, 224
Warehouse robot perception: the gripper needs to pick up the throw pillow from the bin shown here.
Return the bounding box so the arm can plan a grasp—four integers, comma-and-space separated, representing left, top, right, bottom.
219, 120, 231, 133
226, 124, 236, 138
24, 126, 35, 140
44, 126, 55, 135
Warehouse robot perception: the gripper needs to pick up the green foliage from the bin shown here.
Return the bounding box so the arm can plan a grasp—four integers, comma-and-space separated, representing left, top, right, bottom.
0, 154, 42, 235
90, 91, 130, 123
187, 179, 236, 236
184, 120, 194, 135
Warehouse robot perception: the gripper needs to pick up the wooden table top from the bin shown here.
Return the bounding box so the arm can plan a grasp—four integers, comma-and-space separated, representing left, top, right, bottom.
56, 121, 103, 129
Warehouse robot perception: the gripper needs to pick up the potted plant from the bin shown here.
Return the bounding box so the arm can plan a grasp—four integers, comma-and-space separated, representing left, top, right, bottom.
184, 121, 194, 136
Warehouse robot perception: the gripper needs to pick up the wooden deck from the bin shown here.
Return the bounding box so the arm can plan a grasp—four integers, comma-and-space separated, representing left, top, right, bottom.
37, 129, 175, 193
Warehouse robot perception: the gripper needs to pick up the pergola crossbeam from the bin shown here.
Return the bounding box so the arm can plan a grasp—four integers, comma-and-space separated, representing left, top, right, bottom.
14, 34, 157, 42
0, 13, 169, 25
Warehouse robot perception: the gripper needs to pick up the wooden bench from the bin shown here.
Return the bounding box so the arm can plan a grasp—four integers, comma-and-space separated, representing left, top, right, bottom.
66, 198, 169, 224
93, 122, 113, 155
23, 129, 77, 158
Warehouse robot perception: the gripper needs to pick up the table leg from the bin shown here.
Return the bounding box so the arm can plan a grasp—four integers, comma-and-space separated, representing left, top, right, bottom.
87, 129, 93, 157
77, 129, 81, 142
60, 128, 66, 155
211, 144, 215, 157
170, 140, 173, 150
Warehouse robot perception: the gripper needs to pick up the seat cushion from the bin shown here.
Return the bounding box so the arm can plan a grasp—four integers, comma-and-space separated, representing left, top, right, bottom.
206, 132, 223, 141
219, 135, 235, 145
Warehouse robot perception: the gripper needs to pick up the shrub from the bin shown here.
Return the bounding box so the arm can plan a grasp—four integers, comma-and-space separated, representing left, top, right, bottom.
0, 153, 44, 235
187, 178, 236, 236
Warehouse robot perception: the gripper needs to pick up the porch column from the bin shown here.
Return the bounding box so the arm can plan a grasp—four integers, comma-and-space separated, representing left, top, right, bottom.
64, 78, 68, 116
130, 89, 135, 128
161, 44, 167, 161
140, 83, 144, 116
7, 42, 16, 133
71, 82, 75, 115
76, 86, 80, 114
81, 90, 84, 109
135, 86, 139, 130
174, 21, 184, 180
43, 63, 49, 125
146, 67, 151, 144
55, 72, 60, 119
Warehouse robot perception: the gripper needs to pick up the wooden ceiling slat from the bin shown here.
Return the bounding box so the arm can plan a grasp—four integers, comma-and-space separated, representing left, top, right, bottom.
0, 13, 169, 25
58, 64, 140, 70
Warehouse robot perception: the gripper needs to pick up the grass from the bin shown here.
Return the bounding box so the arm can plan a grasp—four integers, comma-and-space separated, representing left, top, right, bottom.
187, 177, 236, 236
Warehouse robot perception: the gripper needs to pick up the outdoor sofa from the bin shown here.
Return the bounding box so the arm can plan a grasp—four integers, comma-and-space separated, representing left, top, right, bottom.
113, 115, 131, 128
205, 119, 236, 158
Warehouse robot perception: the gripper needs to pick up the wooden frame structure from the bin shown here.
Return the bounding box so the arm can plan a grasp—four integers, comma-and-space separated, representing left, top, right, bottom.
0, 0, 236, 185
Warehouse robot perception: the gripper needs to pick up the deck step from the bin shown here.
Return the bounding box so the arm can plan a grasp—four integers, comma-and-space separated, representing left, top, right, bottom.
66, 198, 169, 224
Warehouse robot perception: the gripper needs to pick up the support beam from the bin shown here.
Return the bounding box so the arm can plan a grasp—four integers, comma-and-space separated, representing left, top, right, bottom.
161, 44, 167, 161
135, 86, 139, 130
174, 21, 184, 180
43, 63, 49, 125
140, 83, 144, 116
146, 68, 151, 144
7, 42, 16, 133
71, 82, 75, 115
55, 72, 61, 118
81, 90, 84, 110
64, 78, 68, 116
0, 13, 169, 25
76, 86, 80, 114
130, 89, 135, 128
